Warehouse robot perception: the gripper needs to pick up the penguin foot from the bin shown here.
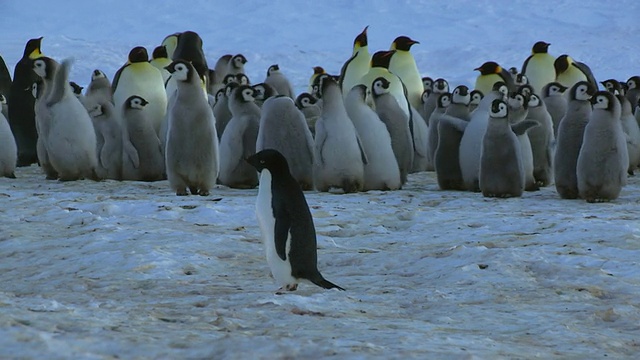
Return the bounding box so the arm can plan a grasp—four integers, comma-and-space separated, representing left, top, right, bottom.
198, 190, 210, 196
628, 169, 635, 176
275, 283, 298, 294
189, 186, 199, 195
176, 189, 189, 196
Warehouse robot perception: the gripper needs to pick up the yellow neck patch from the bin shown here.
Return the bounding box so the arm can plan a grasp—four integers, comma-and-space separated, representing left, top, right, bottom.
28, 49, 43, 60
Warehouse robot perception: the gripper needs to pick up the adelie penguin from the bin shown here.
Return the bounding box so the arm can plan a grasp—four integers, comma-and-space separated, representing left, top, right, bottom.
9, 37, 44, 166
247, 149, 345, 293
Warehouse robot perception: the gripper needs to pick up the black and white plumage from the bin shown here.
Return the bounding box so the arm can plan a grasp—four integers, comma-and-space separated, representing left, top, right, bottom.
264, 64, 295, 99
247, 149, 345, 292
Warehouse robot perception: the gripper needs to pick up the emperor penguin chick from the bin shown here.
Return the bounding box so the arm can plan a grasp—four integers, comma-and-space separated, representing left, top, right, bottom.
577, 91, 628, 202
314, 75, 367, 193
554, 81, 595, 199
542, 82, 568, 136
525, 93, 555, 187
165, 60, 219, 196
345, 85, 401, 191
256, 95, 315, 190
264, 64, 295, 99
617, 94, 640, 175
295, 92, 322, 136
85, 69, 112, 104
121, 95, 165, 181
218, 85, 261, 189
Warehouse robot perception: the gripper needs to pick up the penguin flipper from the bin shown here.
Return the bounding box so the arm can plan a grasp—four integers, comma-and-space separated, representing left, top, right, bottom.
338, 53, 357, 90
315, 120, 328, 165
500, 68, 517, 92
46, 58, 72, 106
573, 62, 598, 90
111, 65, 126, 93
439, 114, 468, 133
355, 133, 368, 165
274, 209, 291, 261
124, 139, 140, 168
521, 55, 532, 75
511, 120, 539, 136
410, 108, 429, 158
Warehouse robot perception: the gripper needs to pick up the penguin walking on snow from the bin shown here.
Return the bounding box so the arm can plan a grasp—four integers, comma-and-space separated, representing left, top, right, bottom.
247, 149, 345, 293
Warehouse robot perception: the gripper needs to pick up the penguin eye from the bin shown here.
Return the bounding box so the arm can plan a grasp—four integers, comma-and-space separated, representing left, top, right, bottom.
260, 160, 265, 164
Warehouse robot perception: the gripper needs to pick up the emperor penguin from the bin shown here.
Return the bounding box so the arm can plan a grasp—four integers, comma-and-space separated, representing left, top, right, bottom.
601, 79, 623, 95
480, 99, 528, 198
474, 61, 515, 95
264, 64, 295, 99
339, 26, 370, 98
389, 35, 423, 110
0, 110, 17, 178
121, 95, 164, 182
521, 41, 556, 95
150, 45, 172, 84
409, 103, 430, 173
166, 31, 210, 98
85, 69, 112, 104
31, 59, 58, 180
309, 66, 326, 93
218, 85, 261, 189
371, 76, 413, 185
246, 149, 345, 293
87, 99, 136, 180
577, 91, 628, 202
165, 60, 219, 196
459, 83, 507, 191
360, 51, 411, 119
295, 92, 322, 135
314, 75, 367, 193
422, 77, 434, 92
8, 37, 44, 166
617, 94, 640, 175
227, 54, 247, 76
210, 54, 233, 96
252, 82, 279, 107
41, 58, 99, 181
508, 91, 538, 191
345, 85, 401, 190
421, 78, 449, 124
525, 93, 555, 187
0, 54, 11, 99
427, 92, 452, 169
445, 85, 471, 120
213, 82, 238, 140
554, 81, 595, 199
554, 55, 597, 91
469, 89, 484, 113
112, 46, 167, 135
160, 33, 179, 59
541, 82, 568, 136
624, 76, 640, 113
0, 94, 8, 120
256, 96, 315, 190
435, 114, 470, 191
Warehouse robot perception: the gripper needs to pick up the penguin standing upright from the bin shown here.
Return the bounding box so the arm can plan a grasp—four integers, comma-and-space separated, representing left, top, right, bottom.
541, 82, 568, 136
521, 41, 556, 95
121, 95, 164, 182
165, 31, 209, 99
554, 54, 597, 91
625, 76, 640, 114
295, 92, 322, 136
339, 26, 370, 98
309, 66, 326, 94
84, 69, 112, 104
247, 149, 345, 293
525, 93, 555, 186
8, 37, 44, 166
360, 51, 411, 119
421, 78, 449, 124
112, 46, 167, 135
474, 61, 515, 95
0, 110, 17, 178
264, 64, 295, 99
0, 54, 12, 99
389, 35, 423, 110
227, 54, 247, 76
617, 94, 640, 175
577, 91, 628, 202
150, 45, 172, 84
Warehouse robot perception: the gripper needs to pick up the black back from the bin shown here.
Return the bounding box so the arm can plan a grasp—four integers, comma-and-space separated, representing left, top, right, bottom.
0, 55, 11, 101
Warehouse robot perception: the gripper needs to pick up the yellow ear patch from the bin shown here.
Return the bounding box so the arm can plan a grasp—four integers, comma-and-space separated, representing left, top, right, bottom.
28, 49, 43, 60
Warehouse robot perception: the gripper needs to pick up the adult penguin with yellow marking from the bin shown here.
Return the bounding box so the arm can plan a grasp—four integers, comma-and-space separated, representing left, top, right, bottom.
360, 50, 411, 119
168, 31, 209, 95
339, 26, 370, 98
150, 45, 172, 84
554, 54, 597, 91
8, 37, 44, 166
160, 33, 180, 59
473, 61, 515, 96
112, 46, 167, 135
247, 149, 345, 293
521, 41, 555, 95
389, 35, 423, 110
577, 91, 628, 202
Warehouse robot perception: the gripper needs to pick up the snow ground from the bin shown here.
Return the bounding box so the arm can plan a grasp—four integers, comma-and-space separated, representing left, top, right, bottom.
1, 0, 640, 358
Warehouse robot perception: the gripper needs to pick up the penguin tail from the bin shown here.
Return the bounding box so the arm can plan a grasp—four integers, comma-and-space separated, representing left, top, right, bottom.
311, 276, 346, 291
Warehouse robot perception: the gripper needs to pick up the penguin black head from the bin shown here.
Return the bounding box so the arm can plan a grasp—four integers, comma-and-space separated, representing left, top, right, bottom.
568, 81, 594, 102
422, 77, 434, 91
152, 45, 168, 60
532, 41, 550, 54
437, 92, 452, 109
371, 77, 391, 96
490, 99, 508, 118
236, 73, 250, 85
491, 81, 509, 98
224, 82, 240, 97
223, 73, 238, 85
92, 69, 106, 80
421, 89, 431, 103
508, 67, 518, 76
517, 84, 535, 98
215, 88, 225, 102
313, 66, 326, 75
515, 73, 528, 86
591, 90, 617, 111
165, 60, 193, 82
267, 64, 280, 76
128, 47, 149, 63
453, 85, 469, 97
231, 54, 247, 69
601, 79, 622, 95
252, 83, 277, 101
354, 26, 369, 47
475, 61, 502, 75
370, 50, 395, 69
295, 92, 317, 109
528, 93, 542, 108
32, 56, 56, 79
626, 76, 640, 90
452, 85, 470, 105
543, 82, 568, 97
126, 95, 149, 110
554, 55, 570, 75
508, 92, 529, 110
69, 82, 83, 95
433, 78, 449, 93
317, 74, 337, 98
246, 149, 290, 175
470, 90, 484, 105
233, 84, 257, 103
23, 37, 43, 59
392, 36, 419, 51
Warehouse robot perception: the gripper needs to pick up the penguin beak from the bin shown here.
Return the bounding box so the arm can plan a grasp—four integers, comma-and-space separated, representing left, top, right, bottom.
409, 39, 420, 45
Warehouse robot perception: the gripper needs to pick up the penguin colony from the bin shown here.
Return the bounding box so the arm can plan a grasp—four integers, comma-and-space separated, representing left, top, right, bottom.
1, 31, 638, 291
